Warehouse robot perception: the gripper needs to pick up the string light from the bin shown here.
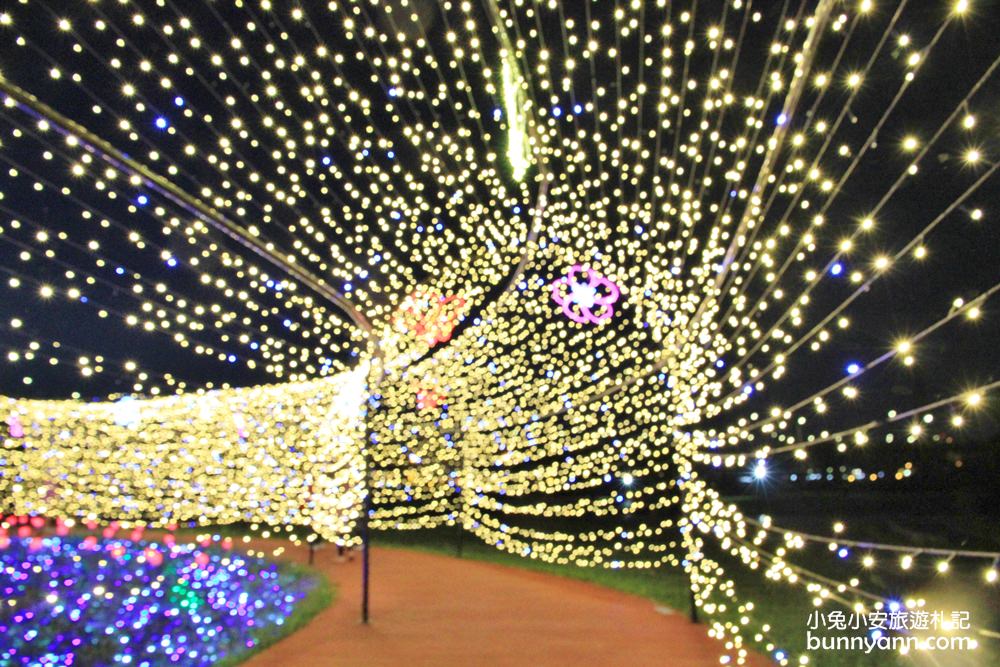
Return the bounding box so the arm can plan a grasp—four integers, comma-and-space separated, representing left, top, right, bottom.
3, 367, 368, 545
0, 1, 996, 664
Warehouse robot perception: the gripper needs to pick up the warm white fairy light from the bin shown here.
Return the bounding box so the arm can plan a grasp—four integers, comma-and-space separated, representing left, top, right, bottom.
0, 0, 996, 663
4, 367, 368, 544
502, 54, 531, 182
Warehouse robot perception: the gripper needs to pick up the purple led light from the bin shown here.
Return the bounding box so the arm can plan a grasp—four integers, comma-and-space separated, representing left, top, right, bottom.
0, 535, 313, 666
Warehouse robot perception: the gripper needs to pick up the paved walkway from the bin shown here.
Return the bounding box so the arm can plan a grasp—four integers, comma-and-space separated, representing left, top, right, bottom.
245, 543, 769, 666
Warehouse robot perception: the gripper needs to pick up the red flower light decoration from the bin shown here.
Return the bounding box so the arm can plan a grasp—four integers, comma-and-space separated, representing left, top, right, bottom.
416, 387, 445, 411
550, 265, 621, 324
395, 289, 467, 346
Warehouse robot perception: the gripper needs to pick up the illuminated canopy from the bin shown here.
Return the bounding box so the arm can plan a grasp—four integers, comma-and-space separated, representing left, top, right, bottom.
1, 0, 999, 663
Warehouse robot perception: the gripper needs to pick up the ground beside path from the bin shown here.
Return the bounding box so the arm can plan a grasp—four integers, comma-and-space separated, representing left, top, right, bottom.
245, 542, 770, 667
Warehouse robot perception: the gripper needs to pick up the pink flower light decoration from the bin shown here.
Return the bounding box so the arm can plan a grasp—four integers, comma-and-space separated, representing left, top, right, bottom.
550, 265, 621, 324
7, 415, 24, 439
233, 411, 249, 439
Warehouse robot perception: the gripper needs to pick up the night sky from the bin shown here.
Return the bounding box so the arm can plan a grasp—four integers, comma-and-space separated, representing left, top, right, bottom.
1, 0, 998, 467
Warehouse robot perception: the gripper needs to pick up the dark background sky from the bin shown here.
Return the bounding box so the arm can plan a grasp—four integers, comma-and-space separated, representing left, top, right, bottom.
0, 1, 998, 497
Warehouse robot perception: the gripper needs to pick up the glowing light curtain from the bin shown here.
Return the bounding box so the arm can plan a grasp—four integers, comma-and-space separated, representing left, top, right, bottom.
2, 366, 368, 544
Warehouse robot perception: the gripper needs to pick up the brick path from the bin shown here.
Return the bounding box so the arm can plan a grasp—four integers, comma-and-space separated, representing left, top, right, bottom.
245, 544, 769, 666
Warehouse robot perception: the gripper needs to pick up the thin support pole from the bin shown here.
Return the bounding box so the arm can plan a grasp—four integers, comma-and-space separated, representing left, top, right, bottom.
455, 447, 465, 558
361, 404, 373, 624
455, 511, 464, 559
688, 573, 699, 624
361, 485, 371, 623
360, 352, 385, 625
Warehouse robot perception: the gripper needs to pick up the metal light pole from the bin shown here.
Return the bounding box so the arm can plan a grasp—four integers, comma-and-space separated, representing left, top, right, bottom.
360, 348, 385, 624
455, 445, 466, 558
